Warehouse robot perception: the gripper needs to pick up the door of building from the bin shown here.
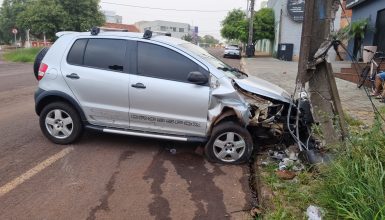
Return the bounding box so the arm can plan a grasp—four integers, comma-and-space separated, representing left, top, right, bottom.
374, 9, 385, 52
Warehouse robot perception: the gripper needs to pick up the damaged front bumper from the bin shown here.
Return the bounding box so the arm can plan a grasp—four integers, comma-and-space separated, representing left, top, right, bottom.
207, 75, 313, 145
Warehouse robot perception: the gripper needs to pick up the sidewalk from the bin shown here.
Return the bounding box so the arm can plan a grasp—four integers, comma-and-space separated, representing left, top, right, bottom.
242, 57, 381, 125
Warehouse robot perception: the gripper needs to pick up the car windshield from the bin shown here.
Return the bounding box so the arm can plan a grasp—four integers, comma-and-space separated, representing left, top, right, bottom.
180, 43, 245, 79
226, 46, 239, 50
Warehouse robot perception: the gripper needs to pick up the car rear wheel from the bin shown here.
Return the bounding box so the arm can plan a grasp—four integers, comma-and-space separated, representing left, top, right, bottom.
39, 102, 83, 144
205, 121, 253, 164
33, 47, 49, 80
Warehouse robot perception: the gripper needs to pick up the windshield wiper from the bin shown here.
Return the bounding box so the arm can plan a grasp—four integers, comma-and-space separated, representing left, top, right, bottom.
217, 67, 231, 71
217, 67, 248, 77
230, 67, 248, 77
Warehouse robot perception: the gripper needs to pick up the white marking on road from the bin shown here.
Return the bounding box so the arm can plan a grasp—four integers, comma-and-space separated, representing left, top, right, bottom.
0, 147, 74, 197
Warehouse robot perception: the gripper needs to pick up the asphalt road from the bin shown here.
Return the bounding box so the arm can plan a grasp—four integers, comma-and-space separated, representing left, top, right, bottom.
0, 49, 253, 220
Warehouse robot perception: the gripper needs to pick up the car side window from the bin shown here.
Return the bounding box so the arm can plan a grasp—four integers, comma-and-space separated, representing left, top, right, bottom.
83, 39, 126, 72
137, 42, 205, 83
67, 39, 88, 65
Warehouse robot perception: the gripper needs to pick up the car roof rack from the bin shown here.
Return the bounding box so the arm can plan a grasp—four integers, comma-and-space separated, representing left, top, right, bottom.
91, 27, 100, 35
143, 30, 171, 39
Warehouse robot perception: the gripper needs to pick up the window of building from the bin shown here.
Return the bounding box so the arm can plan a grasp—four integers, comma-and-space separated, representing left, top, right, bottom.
172, 27, 176, 32
179, 28, 184, 33
67, 39, 88, 65
160, 26, 166, 31
137, 42, 204, 83
83, 39, 126, 72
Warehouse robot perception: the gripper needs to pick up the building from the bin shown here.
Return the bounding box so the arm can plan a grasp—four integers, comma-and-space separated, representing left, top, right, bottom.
102, 10, 123, 24
267, 0, 305, 60
101, 23, 140, 32
267, 0, 341, 61
135, 20, 197, 39
346, 0, 385, 55
340, 0, 352, 29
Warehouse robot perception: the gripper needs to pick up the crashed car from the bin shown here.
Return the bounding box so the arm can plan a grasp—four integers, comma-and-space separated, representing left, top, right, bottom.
34, 29, 312, 164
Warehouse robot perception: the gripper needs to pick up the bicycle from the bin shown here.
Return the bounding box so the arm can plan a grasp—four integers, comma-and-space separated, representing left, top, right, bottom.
357, 49, 385, 90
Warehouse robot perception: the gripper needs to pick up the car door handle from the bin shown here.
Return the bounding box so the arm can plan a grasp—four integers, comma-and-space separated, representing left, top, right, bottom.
131, 83, 146, 89
66, 73, 80, 79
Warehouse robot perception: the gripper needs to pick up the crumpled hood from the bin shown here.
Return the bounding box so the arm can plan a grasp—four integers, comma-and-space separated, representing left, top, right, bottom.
233, 76, 292, 103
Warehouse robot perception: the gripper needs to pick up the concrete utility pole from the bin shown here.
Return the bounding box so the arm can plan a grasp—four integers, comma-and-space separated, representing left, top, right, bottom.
297, 0, 348, 145
246, 0, 255, 57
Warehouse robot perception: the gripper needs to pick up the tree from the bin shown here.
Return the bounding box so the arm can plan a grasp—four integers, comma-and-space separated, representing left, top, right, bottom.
253, 8, 275, 41
201, 35, 219, 45
220, 9, 248, 43
0, 0, 29, 44
58, 0, 105, 32
1, 0, 105, 44
182, 34, 193, 42
220, 8, 275, 43
17, 0, 66, 40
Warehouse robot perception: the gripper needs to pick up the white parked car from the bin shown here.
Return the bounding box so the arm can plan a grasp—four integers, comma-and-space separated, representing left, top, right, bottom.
224, 45, 241, 59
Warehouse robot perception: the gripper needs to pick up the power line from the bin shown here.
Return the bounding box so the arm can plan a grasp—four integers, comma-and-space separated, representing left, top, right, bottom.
100, 2, 230, 13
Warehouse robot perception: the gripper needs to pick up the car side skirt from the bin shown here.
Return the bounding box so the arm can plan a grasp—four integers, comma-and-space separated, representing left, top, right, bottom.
85, 125, 207, 143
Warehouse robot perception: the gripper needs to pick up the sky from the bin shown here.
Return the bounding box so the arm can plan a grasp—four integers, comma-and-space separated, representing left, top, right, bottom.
0, 0, 263, 41
100, 0, 263, 41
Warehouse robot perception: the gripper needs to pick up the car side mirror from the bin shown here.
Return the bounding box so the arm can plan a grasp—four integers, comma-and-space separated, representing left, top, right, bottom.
187, 71, 208, 85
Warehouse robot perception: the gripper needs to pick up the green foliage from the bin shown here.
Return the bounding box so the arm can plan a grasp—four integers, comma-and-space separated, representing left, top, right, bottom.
0, 0, 105, 43
220, 9, 248, 43
17, 0, 66, 40
259, 114, 385, 219
253, 8, 275, 41
3, 47, 42, 62
0, 0, 29, 44
336, 18, 371, 41
58, 0, 105, 32
182, 34, 193, 42
220, 8, 274, 43
316, 122, 385, 219
201, 35, 219, 45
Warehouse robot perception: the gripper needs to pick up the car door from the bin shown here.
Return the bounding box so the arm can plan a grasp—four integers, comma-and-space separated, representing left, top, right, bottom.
129, 41, 210, 136
61, 38, 134, 128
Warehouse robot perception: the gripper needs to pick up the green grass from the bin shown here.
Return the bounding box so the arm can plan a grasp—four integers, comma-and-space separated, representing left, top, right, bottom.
259, 116, 385, 219
259, 164, 316, 219
2, 47, 43, 63
315, 121, 385, 219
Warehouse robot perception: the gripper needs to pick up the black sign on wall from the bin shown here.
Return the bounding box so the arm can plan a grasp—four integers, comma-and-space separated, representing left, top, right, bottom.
287, 0, 305, 22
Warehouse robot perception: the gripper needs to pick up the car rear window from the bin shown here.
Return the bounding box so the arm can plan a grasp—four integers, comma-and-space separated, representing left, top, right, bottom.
83, 39, 126, 72
67, 39, 88, 65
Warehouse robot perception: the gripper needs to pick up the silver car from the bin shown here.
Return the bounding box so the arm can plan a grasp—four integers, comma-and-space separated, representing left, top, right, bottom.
34, 29, 308, 164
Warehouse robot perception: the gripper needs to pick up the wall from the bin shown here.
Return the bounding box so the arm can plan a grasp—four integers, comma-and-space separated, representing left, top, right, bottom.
348, 0, 385, 53
268, 0, 303, 60
268, 0, 341, 61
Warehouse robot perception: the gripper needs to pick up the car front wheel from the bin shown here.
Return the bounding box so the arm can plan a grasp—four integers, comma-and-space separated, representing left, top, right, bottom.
39, 102, 83, 144
205, 121, 253, 164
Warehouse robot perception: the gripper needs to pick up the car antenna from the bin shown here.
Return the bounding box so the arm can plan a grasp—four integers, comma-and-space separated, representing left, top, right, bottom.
91, 27, 100, 35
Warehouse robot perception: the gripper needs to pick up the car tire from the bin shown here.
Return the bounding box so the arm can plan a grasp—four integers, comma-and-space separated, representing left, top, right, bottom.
33, 47, 49, 80
39, 102, 83, 144
205, 121, 253, 164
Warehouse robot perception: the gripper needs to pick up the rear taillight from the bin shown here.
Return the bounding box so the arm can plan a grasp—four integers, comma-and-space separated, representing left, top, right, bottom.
38, 63, 48, 81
